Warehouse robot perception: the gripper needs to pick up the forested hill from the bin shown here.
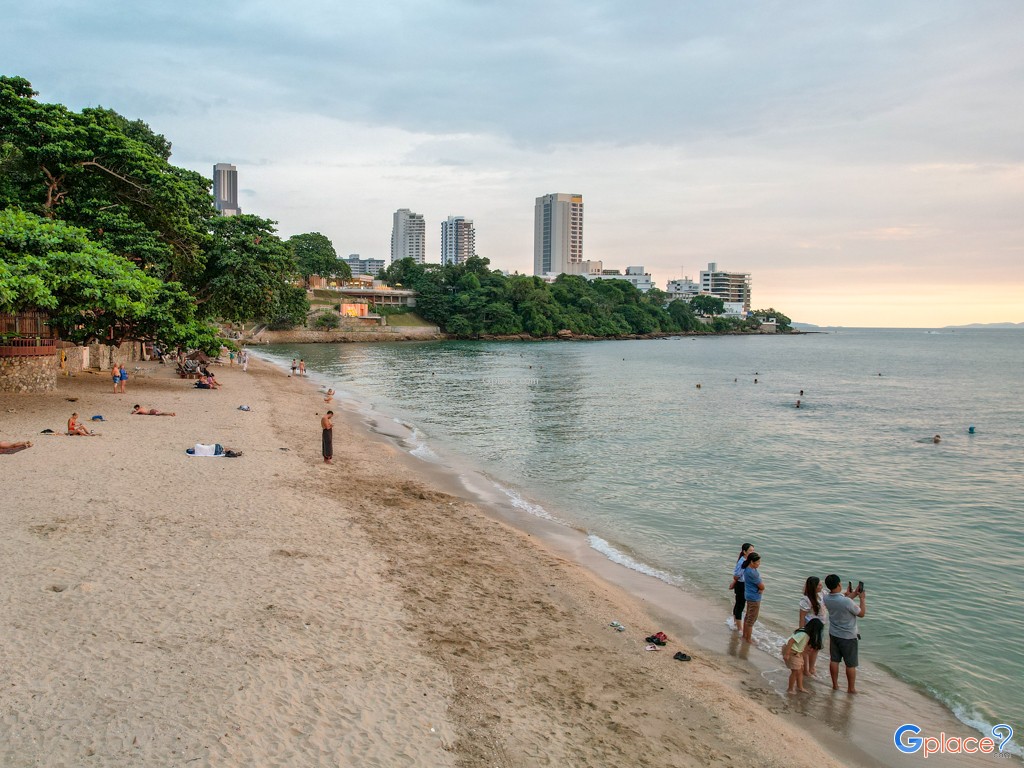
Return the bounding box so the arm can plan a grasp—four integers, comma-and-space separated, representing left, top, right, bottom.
380, 257, 791, 338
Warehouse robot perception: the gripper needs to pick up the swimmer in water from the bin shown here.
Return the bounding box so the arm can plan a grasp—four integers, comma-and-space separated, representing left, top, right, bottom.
796, 400, 801, 408
933, 434, 941, 444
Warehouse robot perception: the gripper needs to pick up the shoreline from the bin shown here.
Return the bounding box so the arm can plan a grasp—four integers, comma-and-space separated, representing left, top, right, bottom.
0, 357, 1001, 766
255, 346, 1015, 767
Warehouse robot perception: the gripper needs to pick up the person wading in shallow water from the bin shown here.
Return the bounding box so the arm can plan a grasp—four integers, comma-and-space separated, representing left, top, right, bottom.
728, 543, 753, 630
321, 410, 334, 464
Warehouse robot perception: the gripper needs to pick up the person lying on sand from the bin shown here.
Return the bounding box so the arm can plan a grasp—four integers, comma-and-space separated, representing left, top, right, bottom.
132, 405, 176, 416
67, 413, 96, 436
0, 440, 32, 449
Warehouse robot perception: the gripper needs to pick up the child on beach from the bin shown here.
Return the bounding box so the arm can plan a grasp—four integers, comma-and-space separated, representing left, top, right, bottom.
782, 626, 811, 693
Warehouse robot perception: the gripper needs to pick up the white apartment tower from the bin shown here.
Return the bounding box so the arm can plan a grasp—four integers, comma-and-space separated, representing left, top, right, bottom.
212, 163, 241, 216
391, 209, 426, 264
441, 216, 476, 266
533, 193, 583, 276
700, 262, 752, 312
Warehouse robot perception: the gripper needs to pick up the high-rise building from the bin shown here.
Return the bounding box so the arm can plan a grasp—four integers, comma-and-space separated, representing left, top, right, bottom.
212, 163, 241, 216
340, 254, 387, 277
441, 216, 476, 266
700, 262, 752, 312
391, 209, 426, 264
533, 193, 583, 276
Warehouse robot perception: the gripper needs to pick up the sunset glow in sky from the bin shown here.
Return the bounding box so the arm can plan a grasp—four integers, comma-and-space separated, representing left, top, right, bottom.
5, 1, 1024, 327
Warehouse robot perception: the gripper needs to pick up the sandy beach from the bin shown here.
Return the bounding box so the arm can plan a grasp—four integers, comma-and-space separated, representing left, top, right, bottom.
0, 356, 979, 767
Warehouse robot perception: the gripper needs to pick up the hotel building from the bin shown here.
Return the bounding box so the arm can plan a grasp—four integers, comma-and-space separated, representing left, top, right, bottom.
533, 193, 583, 276
391, 209, 426, 264
441, 216, 476, 266
212, 163, 241, 216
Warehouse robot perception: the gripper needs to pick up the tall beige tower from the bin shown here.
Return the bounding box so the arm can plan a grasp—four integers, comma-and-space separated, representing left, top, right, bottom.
533, 193, 583, 276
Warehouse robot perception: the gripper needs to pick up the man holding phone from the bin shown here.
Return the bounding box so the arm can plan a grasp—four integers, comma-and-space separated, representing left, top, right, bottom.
823, 574, 866, 693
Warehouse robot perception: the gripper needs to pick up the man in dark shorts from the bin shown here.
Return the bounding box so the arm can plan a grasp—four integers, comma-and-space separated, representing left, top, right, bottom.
823, 573, 866, 693
321, 411, 334, 464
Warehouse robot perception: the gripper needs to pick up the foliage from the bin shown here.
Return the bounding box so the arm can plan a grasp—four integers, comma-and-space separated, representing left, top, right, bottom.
0, 208, 217, 348
380, 257, 694, 338
313, 310, 340, 329
0, 76, 214, 284
751, 307, 793, 332
287, 232, 350, 286
199, 215, 308, 325
691, 294, 726, 316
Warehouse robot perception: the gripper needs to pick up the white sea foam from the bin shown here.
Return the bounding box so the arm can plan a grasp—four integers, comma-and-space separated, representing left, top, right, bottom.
494, 483, 559, 522
587, 535, 684, 587
405, 427, 439, 461
946, 702, 1022, 757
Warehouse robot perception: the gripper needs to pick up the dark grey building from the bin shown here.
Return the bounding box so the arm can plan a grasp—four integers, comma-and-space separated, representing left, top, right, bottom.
212, 163, 241, 216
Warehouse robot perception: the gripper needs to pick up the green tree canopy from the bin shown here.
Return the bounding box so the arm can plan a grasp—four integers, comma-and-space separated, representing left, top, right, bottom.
287, 232, 350, 286
691, 294, 726, 316
0, 76, 215, 285
751, 307, 792, 332
0, 208, 217, 349
199, 214, 308, 325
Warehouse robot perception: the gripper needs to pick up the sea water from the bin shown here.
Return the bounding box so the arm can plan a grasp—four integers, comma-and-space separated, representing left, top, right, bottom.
262, 329, 1024, 742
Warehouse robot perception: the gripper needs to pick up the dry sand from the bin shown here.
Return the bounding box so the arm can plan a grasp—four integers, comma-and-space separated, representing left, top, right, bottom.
1, 358, 871, 767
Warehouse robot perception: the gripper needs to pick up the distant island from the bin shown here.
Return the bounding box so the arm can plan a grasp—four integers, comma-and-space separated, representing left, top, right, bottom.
943, 322, 1024, 329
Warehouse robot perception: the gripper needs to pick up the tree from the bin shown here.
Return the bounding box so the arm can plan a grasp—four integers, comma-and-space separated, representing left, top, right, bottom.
0, 209, 216, 348
0, 77, 214, 285
199, 215, 308, 325
751, 307, 792, 332
287, 232, 350, 287
691, 294, 725, 316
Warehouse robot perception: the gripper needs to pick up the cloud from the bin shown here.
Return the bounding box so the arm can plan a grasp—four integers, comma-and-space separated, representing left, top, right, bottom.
4, 0, 1024, 325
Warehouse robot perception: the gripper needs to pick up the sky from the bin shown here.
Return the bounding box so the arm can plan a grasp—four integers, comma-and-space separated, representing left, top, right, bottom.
4, 0, 1024, 327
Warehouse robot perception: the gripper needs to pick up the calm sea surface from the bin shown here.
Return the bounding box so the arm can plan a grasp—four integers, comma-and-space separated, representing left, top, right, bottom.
262, 329, 1024, 738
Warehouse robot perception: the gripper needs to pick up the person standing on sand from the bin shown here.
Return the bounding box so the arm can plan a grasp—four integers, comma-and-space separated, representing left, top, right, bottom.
119, 364, 128, 394
321, 411, 334, 464
728, 543, 753, 629
741, 552, 764, 643
798, 576, 828, 677
823, 574, 866, 693
291, 358, 298, 376
299, 359, 306, 376
111, 364, 121, 394
241, 349, 248, 372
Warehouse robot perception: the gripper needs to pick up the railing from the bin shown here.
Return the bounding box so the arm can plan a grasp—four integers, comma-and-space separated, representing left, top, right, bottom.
0, 337, 59, 357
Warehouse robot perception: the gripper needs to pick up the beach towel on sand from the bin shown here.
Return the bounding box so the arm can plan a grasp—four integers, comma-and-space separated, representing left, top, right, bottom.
186, 443, 224, 457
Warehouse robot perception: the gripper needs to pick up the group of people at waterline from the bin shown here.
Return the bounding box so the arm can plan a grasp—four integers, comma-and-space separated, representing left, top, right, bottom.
730, 543, 867, 695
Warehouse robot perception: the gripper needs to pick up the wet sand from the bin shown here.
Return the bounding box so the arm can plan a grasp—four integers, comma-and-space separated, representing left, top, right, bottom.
0, 357, 1002, 766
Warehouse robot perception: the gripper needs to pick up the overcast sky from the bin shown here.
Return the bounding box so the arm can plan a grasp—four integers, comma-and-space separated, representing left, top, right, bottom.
5, 0, 1024, 326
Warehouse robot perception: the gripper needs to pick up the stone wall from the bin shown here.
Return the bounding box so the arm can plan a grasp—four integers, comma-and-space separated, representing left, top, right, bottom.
0, 355, 59, 393
253, 326, 443, 344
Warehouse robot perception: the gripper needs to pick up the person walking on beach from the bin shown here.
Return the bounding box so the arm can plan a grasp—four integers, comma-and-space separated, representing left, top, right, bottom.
321, 411, 334, 464
741, 552, 764, 643
798, 576, 828, 677
823, 574, 866, 693
241, 349, 249, 372
728, 543, 753, 630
